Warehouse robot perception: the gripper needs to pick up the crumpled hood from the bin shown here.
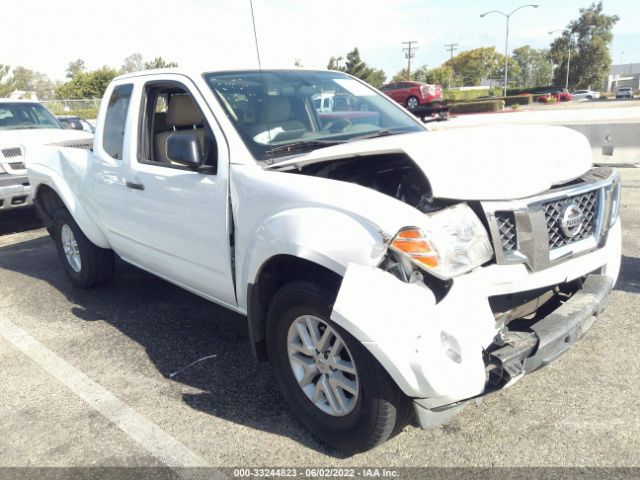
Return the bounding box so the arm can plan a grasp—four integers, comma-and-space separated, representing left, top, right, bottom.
0, 128, 93, 148
270, 126, 593, 200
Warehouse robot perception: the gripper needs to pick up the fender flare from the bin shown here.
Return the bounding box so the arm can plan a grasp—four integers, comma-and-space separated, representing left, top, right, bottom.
30, 163, 110, 249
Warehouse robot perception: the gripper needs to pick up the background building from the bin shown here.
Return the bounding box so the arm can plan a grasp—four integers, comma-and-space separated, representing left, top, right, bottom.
606, 63, 640, 92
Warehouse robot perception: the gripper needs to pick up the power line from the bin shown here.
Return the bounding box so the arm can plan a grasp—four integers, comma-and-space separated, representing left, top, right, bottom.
445, 42, 459, 61
402, 41, 418, 78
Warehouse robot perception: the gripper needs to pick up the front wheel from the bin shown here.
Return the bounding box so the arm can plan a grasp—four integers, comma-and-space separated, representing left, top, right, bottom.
53, 208, 114, 288
406, 96, 419, 110
266, 281, 411, 453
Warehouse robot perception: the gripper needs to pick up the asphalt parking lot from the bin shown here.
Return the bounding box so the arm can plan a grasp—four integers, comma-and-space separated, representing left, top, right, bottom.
1, 170, 639, 474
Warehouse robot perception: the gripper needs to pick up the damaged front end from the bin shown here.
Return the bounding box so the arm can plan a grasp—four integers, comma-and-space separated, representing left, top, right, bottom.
330, 166, 622, 431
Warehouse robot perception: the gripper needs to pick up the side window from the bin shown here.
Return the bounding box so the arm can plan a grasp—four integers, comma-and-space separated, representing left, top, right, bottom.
103, 84, 133, 160
139, 83, 217, 174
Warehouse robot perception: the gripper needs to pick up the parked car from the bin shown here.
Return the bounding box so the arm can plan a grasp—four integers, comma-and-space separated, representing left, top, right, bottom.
27, 69, 621, 453
380, 81, 443, 110
57, 115, 96, 133
536, 89, 572, 103
616, 87, 634, 99
571, 89, 600, 101
0, 100, 93, 212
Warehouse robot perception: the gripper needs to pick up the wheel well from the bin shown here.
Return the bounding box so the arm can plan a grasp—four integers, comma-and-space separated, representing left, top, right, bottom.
247, 255, 342, 362
34, 184, 65, 228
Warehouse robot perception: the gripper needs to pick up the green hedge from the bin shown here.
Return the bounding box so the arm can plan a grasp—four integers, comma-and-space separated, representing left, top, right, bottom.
449, 99, 505, 114
442, 89, 492, 101
50, 108, 98, 119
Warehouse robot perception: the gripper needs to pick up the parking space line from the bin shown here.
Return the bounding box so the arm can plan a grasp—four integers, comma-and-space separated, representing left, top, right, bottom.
0, 317, 209, 468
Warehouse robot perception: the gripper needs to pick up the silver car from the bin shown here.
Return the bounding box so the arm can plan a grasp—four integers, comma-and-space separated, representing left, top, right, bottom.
571, 89, 600, 100
616, 87, 634, 99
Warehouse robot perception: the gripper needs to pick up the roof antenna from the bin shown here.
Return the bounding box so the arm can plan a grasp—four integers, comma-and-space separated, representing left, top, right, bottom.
249, 0, 262, 69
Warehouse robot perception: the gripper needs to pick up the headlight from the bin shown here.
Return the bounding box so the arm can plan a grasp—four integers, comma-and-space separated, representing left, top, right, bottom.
389, 203, 494, 279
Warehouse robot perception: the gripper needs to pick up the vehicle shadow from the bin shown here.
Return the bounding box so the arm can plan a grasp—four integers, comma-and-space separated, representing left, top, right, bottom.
615, 255, 640, 293
0, 208, 43, 236
0, 235, 347, 457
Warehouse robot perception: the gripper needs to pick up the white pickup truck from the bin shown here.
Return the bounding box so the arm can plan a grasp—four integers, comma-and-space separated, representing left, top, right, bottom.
0, 99, 93, 212
27, 69, 622, 453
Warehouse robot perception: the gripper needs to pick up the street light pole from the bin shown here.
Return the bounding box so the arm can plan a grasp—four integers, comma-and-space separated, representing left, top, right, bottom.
481, 4, 539, 97
565, 33, 573, 90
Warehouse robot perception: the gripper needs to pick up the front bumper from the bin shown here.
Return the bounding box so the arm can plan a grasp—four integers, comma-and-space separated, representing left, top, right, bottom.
414, 273, 612, 429
0, 176, 32, 211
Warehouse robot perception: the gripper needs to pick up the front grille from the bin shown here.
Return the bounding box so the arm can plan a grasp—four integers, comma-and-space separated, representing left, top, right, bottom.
1, 147, 22, 158
8, 162, 26, 170
496, 211, 517, 252
542, 190, 598, 249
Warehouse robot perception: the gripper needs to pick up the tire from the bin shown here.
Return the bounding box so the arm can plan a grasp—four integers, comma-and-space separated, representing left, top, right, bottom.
586, 95, 592, 100
406, 96, 419, 110
266, 281, 411, 453
53, 208, 114, 288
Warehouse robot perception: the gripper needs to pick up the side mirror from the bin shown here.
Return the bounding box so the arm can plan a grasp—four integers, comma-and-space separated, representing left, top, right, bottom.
166, 132, 202, 168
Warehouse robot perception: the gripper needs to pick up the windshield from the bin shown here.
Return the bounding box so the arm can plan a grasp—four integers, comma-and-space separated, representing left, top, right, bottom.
0, 103, 62, 131
204, 70, 423, 161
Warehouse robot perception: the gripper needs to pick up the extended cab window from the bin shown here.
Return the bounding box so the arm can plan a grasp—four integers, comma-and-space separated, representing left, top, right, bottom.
103, 84, 133, 160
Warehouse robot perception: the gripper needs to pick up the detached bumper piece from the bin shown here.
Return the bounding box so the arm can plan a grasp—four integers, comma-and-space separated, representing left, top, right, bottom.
486, 274, 612, 390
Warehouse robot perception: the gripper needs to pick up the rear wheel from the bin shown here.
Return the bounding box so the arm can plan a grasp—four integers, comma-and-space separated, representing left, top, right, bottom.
266, 281, 411, 453
53, 208, 114, 288
406, 96, 419, 110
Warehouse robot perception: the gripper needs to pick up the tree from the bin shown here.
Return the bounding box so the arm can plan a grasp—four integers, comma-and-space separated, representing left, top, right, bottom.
512, 46, 553, 87
328, 48, 386, 87
143, 57, 178, 70
0, 64, 14, 97
391, 65, 453, 86
6, 66, 55, 100
120, 53, 144, 74
56, 67, 118, 99
327, 56, 344, 71
444, 47, 503, 86
66, 59, 86, 79
550, 2, 618, 89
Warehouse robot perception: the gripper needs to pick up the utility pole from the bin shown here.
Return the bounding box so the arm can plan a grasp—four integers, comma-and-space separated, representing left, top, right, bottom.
402, 41, 418, 78
445, 42, 459, 62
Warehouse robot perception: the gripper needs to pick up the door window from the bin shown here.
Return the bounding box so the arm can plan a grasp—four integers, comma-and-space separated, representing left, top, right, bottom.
103, 84, 133, 160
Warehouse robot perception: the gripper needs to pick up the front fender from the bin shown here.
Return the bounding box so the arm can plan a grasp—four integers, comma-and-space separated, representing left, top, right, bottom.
28, 147, 110, 249
239, 207, 387, 309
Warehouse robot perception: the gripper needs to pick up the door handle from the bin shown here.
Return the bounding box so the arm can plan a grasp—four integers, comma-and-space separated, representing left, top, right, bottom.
125, 181, 145, 191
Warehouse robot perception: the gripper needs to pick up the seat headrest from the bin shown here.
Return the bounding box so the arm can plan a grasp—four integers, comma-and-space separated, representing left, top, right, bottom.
166, 95, 204, 127
260, 97, 291, 123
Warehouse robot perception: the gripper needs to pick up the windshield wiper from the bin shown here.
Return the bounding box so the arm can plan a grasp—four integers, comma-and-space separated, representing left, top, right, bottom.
265, 139, 347, 158
347, 129, 403, 141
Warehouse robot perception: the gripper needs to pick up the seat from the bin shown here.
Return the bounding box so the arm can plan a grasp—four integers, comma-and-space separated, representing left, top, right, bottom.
251, 96, 306, 142
154, 95, 205, 164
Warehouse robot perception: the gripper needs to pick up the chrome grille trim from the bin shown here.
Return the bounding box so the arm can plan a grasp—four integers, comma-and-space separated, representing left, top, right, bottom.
482, 167, 619, 272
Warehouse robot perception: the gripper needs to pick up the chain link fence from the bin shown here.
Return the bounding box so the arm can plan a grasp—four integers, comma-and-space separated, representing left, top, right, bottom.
40, 99, 101, 118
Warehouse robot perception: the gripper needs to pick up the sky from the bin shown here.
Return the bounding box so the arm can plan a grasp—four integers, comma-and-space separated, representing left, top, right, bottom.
2, 0, 639, 82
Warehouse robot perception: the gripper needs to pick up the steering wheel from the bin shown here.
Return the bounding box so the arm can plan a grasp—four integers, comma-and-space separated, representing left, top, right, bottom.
323, 118, 352, 133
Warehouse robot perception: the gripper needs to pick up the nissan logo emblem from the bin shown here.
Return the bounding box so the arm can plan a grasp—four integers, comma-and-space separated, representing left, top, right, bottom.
560, 203, 585, 238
